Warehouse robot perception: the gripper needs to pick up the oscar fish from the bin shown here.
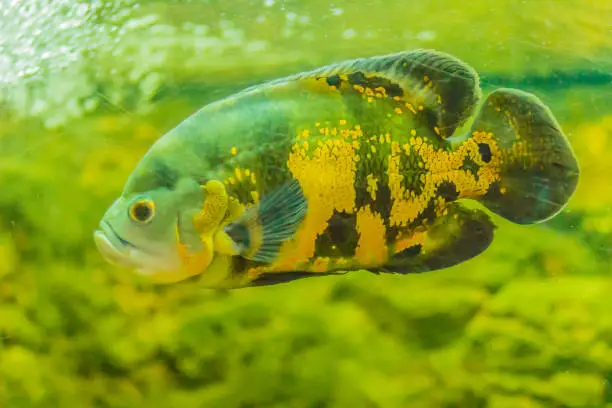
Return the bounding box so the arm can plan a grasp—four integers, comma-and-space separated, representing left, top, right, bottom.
94, 49, 580, 288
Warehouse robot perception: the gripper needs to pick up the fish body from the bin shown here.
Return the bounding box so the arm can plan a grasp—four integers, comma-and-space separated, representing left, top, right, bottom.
94, 49, 580, 288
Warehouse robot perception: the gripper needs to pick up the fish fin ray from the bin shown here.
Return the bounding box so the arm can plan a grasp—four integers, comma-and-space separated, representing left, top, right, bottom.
470, 88, 580, 224
249, 271, 347, 287
380, 203, 496, 274
242, 49, 482, 138
224, 180, 307, 263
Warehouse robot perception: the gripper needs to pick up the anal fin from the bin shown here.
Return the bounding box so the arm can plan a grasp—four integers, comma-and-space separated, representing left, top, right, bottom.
378, 202, 496, 274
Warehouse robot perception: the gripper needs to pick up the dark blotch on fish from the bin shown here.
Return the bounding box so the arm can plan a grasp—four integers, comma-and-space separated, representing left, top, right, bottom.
478, 143, 492, 163
326, 74, 341, 88
437, 181, 459, 201
347, 71, 367, 86
225, 223, 250, 250
421, 107, 440, 136
151, 159, 179, 190
484, 181, 504, 201
412, 199, 438, 227
315, 211, 359, 257
396, 244, 422, 257
345, 71, 404, 98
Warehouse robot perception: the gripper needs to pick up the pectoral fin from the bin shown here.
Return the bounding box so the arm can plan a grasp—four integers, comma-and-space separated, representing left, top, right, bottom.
223, 180, 308, 263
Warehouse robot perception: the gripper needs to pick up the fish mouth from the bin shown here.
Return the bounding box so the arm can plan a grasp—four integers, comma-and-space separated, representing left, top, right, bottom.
94, 222, 137, 267
106, 221, 135, 248
94, 221, 183, 277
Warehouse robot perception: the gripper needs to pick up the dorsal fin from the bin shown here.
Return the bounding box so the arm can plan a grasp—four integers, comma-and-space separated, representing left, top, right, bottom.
241, 49, 482, 138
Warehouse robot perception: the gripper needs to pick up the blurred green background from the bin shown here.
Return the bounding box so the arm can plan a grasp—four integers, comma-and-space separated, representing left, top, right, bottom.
1, 0, 612, 407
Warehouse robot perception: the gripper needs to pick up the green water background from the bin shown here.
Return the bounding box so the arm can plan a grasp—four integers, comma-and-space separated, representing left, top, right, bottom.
1, 1, 612, 407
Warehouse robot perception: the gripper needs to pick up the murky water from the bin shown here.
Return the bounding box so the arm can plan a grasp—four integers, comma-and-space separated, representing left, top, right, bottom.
1, 1, 612, 407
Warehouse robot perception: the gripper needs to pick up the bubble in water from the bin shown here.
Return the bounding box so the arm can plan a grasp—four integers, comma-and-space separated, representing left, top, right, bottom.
0, 0, 137, 86
342, 28, 357, 39
416, 30, 436, 41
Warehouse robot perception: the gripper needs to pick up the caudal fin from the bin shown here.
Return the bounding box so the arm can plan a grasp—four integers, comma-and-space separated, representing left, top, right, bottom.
472, 88, 579, 225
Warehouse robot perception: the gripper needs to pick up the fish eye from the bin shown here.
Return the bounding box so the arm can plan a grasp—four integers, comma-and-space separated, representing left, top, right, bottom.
129, 199, 156, 224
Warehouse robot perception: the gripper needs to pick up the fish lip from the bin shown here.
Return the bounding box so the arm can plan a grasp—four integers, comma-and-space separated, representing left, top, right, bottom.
96, 215, 186, 276
94, 221, 140, 267
100, 221, 136, 249
94, 228, 135, 267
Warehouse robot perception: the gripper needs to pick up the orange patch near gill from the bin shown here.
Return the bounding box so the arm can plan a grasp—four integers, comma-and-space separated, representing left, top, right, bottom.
176, 233, 214, 278
176, 180, 229, 278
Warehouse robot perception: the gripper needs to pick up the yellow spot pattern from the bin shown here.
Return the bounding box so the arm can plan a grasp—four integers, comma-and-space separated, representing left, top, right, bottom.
235, 115, 514, 279
271, 125, 360, 271
388, 130, 503, 227
355, 206, 388, 266
311, 257, 331, 273
193, 180, 228, 233
224, 166, 259, 206
366, 174, 378, 200
346, 80, 435, 120
249, 115, 503, 275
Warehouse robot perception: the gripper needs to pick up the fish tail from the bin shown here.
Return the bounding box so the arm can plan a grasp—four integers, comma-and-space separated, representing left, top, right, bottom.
469, 88, 580, 224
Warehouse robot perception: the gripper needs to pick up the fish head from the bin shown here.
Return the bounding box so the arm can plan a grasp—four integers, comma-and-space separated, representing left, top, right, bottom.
94, 177, 205, 281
